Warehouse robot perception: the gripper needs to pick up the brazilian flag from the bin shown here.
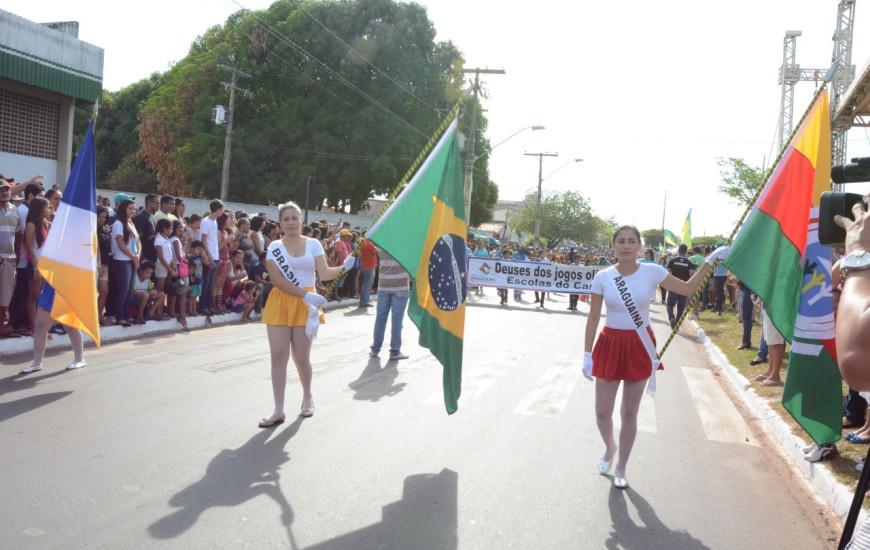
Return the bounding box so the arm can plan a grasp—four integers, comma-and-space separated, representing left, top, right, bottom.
368, 118, 467, 414
663, 229, 678, 246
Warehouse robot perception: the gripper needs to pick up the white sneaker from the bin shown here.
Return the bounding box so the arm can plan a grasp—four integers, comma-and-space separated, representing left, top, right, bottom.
20, 364, 43, 374
802, 442, 818, 454
389, 353, 409, 360
369, 350, 379, 358
804, 443, 836, 462
65, 360, 86, 370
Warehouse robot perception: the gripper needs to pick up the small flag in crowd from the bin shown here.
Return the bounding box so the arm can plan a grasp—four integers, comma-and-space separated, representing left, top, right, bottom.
724, 89, 839, 445
663, 229, 678, 246
368, 117, 466, 414
38, 119, 101, 347
681, 209, 692, 248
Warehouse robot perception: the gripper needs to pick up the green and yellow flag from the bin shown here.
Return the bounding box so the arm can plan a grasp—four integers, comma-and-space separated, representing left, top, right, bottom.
681, 209, 692, 248
663, 229, 678, 246
368, 118, 466, 414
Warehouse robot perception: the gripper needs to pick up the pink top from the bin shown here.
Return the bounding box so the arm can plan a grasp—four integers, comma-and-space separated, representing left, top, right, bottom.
233, 291, 251, 307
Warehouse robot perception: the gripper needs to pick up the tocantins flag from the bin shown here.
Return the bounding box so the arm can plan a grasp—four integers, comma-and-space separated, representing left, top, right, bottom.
38, 119, 101, 347
681, 209, 692, 248
368, 117, 466, 414
724, 89, 840, 445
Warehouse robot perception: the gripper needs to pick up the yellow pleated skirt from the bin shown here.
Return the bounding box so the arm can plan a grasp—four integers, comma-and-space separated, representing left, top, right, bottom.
261, 286, 325, 327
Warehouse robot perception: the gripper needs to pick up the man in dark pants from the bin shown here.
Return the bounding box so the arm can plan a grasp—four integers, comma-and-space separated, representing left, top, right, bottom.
712, 241, 728, 315
666, 244, 694, 328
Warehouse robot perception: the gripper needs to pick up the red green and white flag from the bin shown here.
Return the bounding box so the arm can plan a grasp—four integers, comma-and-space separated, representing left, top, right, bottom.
724, 89, 840, 444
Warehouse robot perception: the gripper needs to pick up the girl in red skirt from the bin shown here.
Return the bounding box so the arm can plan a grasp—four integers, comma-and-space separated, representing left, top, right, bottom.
258, 202, 354, 428
584, 225, 729, 488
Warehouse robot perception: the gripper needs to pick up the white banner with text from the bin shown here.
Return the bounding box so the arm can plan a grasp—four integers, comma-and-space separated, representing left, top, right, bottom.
466, 257, 602, 294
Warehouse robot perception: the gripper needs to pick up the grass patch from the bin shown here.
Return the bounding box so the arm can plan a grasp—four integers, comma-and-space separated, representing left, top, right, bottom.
691, 306, 865, 497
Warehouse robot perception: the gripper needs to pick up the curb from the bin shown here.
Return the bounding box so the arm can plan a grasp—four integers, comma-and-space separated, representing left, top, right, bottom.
692, 320, 862, 525
0, 297, 368, 357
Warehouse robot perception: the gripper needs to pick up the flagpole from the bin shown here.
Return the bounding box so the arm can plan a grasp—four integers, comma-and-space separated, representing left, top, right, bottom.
660, 191, 666, 252
320, 98, 465, 298
656, 83, 828, 361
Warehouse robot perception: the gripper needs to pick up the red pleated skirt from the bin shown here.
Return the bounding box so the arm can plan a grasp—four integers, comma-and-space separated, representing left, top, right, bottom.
592, 326, 664, 382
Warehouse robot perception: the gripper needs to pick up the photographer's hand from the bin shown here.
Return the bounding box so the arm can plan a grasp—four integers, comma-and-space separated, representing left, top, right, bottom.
835, 195, 870, 254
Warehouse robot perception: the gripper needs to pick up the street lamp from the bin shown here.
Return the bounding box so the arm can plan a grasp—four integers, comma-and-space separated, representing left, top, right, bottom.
526, 155, 583, 248
543, 158, 583, 181
475, 125, 546, 162
465, 125, 545, 222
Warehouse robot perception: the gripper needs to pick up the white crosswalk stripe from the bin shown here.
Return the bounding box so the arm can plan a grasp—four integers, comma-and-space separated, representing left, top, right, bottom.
513, 354, 582, 418
681, 366, 758, 446
422, 350, 529, 408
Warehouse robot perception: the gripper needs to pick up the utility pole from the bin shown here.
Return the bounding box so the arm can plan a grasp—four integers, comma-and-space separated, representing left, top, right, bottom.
525, 152, 558, 248
461, 67, 504, 224
217, 64, 253, 202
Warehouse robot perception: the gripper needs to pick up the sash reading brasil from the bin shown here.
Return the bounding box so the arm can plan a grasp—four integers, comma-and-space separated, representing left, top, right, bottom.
270, 245, 301, 287
614, 275, 643, 329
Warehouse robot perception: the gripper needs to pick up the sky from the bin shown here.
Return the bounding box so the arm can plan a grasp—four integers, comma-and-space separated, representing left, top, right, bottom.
8, 0, 870, 237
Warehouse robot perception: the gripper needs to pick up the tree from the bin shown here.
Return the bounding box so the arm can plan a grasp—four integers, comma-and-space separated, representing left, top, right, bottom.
717, 157, 764, 208
692, 235, 727, 249
641, 229, 664, 250
137, 0, 466, 208
511, 190, 601, 248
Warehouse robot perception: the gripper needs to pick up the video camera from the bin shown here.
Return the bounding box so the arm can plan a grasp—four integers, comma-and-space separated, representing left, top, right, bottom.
819, 156, 870, 247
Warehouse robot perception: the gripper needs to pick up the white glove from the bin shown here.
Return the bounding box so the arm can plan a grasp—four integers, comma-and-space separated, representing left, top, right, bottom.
582, 352, 594, 381
342, 254, 355, 271
706, 246, 731, 265
305, 306, 320, 341
303, 292, 327, 309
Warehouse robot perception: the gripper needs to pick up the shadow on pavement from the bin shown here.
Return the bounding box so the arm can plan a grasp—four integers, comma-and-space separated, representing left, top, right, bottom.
0, 369, 69, 395
306, 468, 458, 550
0, 391, 73, 422
147, 417, 305, 545
606, 486, 709, 549
348, 358, 406, 402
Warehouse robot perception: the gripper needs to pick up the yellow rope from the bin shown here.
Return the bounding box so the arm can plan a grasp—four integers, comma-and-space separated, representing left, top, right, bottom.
322, 98, 466, 297
656, 83, 828, 359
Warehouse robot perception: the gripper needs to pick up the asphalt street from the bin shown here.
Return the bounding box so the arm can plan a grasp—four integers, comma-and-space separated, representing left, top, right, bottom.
0, 290, 837, 549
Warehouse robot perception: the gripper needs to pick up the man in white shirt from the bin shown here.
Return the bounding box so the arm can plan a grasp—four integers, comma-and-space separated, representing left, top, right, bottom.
0, 181, 19, 336
199, 199, 224, 314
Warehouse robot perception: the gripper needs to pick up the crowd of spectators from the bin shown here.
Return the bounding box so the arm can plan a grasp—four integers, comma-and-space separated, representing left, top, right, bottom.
0, 182, 379, 339
0, 177, 755, 353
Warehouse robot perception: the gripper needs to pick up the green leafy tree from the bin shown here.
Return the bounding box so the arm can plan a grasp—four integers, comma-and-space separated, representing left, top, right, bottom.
641, 229, 664, 249
512, 190, 601, 248
717, 157, 764, 208
137, 0, 465, 209
691, 235, 727, 249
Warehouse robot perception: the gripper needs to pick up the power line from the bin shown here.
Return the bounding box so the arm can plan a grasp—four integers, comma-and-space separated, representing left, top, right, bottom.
294, 1, 441, 114
236, 5, 432, 139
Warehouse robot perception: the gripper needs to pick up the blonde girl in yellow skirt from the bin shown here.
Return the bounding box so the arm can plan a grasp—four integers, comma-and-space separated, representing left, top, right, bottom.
259, 202, 355, 427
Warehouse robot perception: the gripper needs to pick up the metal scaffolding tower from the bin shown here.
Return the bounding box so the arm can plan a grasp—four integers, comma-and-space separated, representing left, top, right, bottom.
776, 0, 856, 163
830, 0, 857, 165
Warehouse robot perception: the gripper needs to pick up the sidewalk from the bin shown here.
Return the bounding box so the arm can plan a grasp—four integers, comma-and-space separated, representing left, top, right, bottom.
0, 297, 368, 358
692, 319, 863, 527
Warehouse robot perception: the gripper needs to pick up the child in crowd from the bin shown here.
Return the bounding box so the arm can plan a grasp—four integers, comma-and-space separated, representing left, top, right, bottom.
248, 250, 271, 312
170, 219, 189, 330
187, 240, 205, 317
184, 213, 201, 254
231, 280, 259, 322
131, 260, 165, 322
153, 218, 175, 320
